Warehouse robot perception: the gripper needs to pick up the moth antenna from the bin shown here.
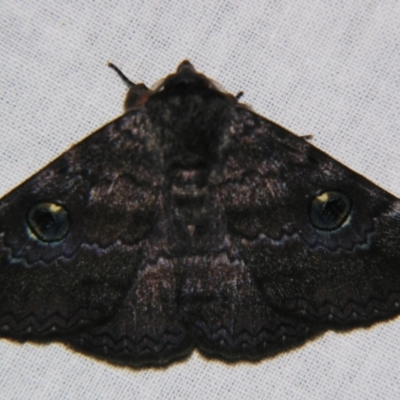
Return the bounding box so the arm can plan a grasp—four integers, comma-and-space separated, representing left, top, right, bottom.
235, 91, 244, 100
301, 134, 314, 141
108, 62, 136, 88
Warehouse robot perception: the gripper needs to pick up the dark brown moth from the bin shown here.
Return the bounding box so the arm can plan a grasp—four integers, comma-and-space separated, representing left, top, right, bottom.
0, 61, 399, 368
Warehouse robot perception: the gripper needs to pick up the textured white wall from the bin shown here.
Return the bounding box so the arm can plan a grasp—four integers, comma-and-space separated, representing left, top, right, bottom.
1, 2, 400, 399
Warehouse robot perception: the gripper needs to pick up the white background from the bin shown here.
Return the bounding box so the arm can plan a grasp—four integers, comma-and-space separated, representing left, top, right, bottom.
1, 2, 400, 399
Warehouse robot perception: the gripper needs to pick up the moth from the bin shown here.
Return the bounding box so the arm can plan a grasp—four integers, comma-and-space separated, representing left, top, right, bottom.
1, 61, 399, 368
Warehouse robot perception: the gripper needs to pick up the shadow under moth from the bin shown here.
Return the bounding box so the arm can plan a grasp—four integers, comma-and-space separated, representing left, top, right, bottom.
1, 61, 400, 368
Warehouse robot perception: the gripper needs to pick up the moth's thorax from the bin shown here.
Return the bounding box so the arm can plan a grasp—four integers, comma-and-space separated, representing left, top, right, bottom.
149, 94, 229, 229
146, 90, 232, 184
143, 69, 234, 232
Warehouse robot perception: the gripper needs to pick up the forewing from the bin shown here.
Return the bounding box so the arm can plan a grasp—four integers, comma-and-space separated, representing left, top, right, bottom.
0, 111, 162, 339
219, 107, 400, 327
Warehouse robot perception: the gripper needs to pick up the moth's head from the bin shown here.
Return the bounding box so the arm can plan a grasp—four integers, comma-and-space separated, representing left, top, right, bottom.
121, 60, 236, 111
153, 60, 223, 97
